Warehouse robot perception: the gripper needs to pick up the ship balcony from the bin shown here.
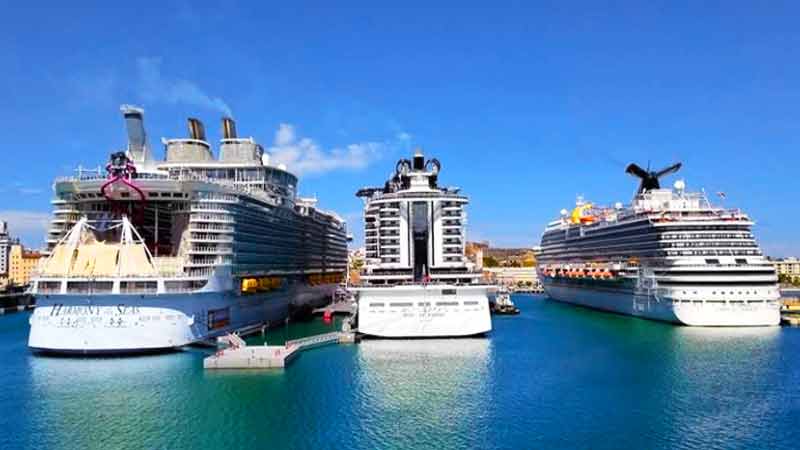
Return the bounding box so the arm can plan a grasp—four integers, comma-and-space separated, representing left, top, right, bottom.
379, 216, 400, 222
184, 260, 232, 268
442, 205, 462, 211
53, 208, 80, 215
189, 236, 235, 243
190, 206, 231, 214
190, 216, 235, 224
442, 212, 464, 218
188, 248, 234, 255
188, 226, 234, 234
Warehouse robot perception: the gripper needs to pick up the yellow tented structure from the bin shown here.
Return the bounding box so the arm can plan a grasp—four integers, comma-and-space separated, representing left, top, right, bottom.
38, 216, 159, 279
118, 244, 157, 277
71, 243, 100, 277
41, 245, 76, 276
92, 243, 122, 277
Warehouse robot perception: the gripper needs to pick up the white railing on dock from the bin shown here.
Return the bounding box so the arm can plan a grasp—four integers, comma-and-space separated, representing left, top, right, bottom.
285, 332, 341, 349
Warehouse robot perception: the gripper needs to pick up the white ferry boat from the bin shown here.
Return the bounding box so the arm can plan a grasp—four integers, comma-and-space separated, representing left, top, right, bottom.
352, 150, 492, 337
28, 106, 348, 354
537, 163, 781, 326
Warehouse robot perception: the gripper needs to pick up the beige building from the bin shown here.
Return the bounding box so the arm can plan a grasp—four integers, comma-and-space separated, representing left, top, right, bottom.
773, 257, 800, 280
483, 267, 540, 287
7, 244, 42, 288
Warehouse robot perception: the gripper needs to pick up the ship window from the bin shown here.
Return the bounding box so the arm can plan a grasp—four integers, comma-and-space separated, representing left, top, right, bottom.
369, 303, 384, 307
464, 301, 479, 305
90, 281, 114, 293
736, 259, 747, 265
38, 281, 62, 294
705, 259, 720, 265
418, 302, 431, 306
120, 281, 158, 294
442, 289, 457, 295
436, 301, 459, 306
389, 302, 413, 307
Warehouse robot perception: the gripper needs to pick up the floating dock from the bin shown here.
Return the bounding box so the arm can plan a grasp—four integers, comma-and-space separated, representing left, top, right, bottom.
203, 330, 359, 369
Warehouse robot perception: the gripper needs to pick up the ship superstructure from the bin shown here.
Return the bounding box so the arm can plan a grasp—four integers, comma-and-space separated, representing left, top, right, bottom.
28, 106, 348, 354
537, 163, 780, 326
353, 150, 492, 337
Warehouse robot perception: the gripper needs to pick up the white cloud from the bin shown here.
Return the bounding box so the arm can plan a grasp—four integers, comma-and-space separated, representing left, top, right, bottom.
267, 123, 386, 176
136, 57, 233, 117
0, 210, 50, 248
0, 184, 45, 196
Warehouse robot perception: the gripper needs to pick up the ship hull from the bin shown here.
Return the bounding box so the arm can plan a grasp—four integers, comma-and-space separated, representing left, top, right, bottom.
28, 281, 336, 354
355, 285, 492, 338
543, 282, 780, 326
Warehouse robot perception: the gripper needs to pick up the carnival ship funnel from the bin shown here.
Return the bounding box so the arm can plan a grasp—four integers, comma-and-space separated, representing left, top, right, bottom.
625, 162, 682, 194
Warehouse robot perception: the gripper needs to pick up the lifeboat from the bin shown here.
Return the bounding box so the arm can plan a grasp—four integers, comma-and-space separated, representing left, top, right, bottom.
241, 278, 259, 294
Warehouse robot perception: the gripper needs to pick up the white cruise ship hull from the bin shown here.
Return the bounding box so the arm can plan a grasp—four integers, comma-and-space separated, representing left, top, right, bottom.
354, 284, 492, 338
543, 283, 781, 326
29, 282, 336, 354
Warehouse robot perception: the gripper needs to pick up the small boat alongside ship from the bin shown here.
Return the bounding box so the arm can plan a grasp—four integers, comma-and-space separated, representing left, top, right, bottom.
28, 106, 348, 354
352, 150, 493, 338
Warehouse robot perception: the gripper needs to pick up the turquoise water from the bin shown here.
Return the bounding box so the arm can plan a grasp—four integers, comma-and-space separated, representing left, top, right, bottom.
2, 295, 799, 449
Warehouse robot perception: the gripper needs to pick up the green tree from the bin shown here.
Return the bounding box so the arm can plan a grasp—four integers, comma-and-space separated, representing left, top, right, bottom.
483, 256, 499, 267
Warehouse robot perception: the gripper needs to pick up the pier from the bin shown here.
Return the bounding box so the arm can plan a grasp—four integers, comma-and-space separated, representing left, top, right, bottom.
0, 292, 34, 315
203, 330, 359, 369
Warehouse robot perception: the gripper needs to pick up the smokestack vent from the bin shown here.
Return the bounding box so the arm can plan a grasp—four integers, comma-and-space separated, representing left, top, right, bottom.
187, 118, 206, 141
222, 117, 237, 139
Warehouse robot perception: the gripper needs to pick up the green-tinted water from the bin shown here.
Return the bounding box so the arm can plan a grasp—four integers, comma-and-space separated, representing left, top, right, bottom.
2, 296, 799, 449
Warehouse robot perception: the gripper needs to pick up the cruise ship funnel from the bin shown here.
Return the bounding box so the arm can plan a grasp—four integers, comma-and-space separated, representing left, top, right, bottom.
120, 105, 149, 160
187, 118, 206, 141
222, 117, 237, 139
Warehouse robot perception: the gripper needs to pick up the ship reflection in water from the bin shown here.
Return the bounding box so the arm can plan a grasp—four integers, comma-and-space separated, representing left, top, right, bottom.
351, 339, 492, 448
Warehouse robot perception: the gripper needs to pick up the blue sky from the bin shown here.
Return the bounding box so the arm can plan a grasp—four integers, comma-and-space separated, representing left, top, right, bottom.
0, 2, 798, 255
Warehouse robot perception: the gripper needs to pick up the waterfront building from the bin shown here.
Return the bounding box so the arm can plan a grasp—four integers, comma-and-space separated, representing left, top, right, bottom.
772, 257, 800, 284
352, 150, 492, 337
483, 267, 540, 287
8, 244, 42, 288
0, 221, 9, 290
538, 163, 781, 326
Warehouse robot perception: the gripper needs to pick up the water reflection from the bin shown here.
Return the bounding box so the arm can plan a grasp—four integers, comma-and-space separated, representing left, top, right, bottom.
27, 350, 200, 450
352, 339, 492, 449
661, 326, 784, 449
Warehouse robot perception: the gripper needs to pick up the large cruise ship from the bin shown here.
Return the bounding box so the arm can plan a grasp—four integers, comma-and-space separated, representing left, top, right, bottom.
28, 106, 348, 354
537, 163, 781, 326
352, 150, 492, 337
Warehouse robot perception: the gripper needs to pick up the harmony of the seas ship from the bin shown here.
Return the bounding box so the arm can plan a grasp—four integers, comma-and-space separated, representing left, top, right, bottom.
537, 163, 781, 326
352, 150, 492, 337
28, 106, 348, 354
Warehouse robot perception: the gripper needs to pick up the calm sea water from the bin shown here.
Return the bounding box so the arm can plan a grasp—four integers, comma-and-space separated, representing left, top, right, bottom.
2, 295, 799, 450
